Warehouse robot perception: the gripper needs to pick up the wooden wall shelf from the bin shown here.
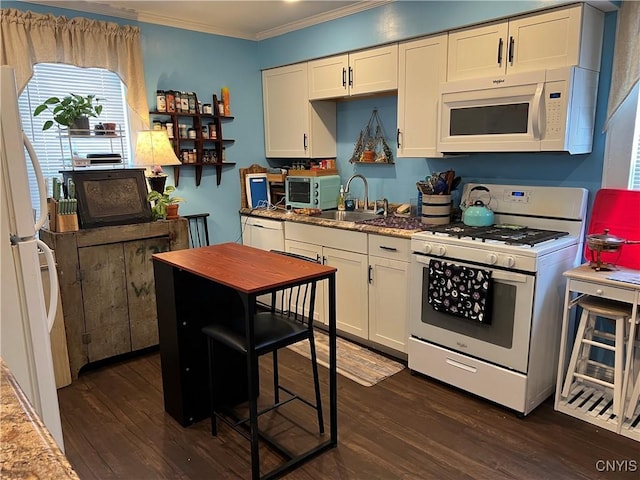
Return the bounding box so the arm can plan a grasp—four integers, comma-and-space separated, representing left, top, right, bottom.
150, 94, 235, 186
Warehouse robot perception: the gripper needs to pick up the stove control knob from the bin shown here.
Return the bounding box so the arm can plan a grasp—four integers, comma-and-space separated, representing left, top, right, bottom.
504, 256, 516, 268
487, 253, 498, 265
435, 245, 446, 256
422, 244, 432, 254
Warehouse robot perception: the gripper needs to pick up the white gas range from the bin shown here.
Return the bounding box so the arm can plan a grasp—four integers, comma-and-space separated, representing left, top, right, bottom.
409, 184, 588, 416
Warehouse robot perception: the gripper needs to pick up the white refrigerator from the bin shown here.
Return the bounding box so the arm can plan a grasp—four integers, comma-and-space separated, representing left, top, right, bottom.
0, 65, 64, 449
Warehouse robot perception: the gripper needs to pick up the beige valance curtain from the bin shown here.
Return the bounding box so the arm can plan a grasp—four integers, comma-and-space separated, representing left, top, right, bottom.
0, 8, 149, 126
606, 1, 640, 127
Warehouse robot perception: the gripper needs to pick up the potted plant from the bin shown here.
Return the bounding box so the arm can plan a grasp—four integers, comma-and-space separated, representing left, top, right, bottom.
33, 93, 103, 134
147, 185, 185, 220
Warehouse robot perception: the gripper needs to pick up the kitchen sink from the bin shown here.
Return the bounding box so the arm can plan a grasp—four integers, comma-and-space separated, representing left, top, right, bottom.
317, 210, 378, 222
317, 210, 429, 230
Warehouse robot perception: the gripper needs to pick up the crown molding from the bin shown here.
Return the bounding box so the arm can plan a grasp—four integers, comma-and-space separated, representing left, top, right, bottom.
255, 1, 393, 40
17, 1, 395, 41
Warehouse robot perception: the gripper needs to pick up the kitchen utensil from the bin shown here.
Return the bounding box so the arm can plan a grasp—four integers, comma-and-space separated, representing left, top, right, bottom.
460, 186, 494, 227
586, 229, 640, 270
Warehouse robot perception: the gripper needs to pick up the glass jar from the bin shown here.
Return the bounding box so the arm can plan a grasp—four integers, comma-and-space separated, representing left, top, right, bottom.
166, 90, 175, 113
156, 90, 166, 112
187, 128, 196, 139
180, 91, 189, 112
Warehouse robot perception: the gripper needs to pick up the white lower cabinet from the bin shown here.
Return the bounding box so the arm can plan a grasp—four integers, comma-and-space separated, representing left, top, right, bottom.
324, 247, 369, 337
285, 223, 368, 337
285, 222, 409, 355
368, 235, 411, 353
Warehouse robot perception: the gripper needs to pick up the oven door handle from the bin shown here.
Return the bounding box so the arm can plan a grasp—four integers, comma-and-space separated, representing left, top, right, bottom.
414, 255, 528, 283
492, 271, 528, 283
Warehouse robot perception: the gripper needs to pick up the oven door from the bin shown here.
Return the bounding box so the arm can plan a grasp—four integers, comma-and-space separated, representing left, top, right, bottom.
285, 177, 313, 208
409, 253, 535, 373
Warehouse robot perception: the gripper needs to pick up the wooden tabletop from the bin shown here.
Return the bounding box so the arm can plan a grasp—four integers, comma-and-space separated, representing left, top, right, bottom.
152, 242, 336, 294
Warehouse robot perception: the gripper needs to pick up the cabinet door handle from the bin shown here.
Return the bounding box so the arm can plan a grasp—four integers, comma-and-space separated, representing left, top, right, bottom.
397, 128, 401, 148
508, 36, 514, 64
342, 67, 347, 88
316, 253, 321, 263
322, 256, 327, 265
368, 265, 373, 284
379, 246, 398, 252
348, 66, 353, 87
303, 133, 308, 150
497, 37, 503, 65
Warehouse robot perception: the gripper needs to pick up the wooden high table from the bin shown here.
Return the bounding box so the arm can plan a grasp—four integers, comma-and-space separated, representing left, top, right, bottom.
152, 242, 338, 479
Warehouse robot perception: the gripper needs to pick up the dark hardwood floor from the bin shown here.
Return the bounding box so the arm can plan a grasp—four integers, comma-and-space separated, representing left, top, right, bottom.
58, 349, 639, 479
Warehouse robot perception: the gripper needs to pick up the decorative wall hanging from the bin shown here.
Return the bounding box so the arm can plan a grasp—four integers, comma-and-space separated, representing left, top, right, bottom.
349, 108, 394, 164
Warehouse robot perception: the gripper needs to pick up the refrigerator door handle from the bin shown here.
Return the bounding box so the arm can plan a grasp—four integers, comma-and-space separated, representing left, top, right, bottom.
35, 239, 58, 332
23, 133, 48, 232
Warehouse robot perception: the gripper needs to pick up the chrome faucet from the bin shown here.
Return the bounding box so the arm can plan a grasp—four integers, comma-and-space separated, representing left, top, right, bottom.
345, 174, 372, 212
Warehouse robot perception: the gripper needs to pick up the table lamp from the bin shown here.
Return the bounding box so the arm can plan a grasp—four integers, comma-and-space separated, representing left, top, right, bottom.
134, 130, 182, 193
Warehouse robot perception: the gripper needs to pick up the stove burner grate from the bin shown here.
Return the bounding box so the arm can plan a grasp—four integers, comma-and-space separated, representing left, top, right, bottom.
422, 222, 569, 246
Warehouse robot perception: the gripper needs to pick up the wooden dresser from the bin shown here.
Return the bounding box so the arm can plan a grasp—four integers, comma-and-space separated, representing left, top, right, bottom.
40, 219, 189, 379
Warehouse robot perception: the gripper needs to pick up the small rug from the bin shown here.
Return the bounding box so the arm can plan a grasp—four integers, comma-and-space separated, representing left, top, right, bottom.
287, 330, 405, 387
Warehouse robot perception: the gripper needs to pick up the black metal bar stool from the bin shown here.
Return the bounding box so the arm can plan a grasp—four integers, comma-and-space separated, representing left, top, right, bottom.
183, 213, 210, 247
201, 251, 324, 479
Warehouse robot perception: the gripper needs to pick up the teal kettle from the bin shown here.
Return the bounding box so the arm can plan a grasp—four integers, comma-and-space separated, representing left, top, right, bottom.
461, 186, 494, 227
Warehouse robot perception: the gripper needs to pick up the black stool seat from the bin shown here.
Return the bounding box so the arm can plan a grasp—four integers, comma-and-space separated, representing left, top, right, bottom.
202, 312, 310, 355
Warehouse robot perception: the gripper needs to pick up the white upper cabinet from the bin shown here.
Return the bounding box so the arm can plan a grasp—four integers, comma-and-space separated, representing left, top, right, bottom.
447, 3, 604, 81
397, 33, 448, 158
262, 63, 336, 158
308, 45, 399, 100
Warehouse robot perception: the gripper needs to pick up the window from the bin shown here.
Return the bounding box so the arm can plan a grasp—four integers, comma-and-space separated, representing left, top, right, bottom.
602, 83, 640, 190
630, 93, 640, 189
18, 63, 132, 216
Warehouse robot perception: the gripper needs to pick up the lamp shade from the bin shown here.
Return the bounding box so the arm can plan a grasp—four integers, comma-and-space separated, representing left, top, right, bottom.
134, 130, 181, 168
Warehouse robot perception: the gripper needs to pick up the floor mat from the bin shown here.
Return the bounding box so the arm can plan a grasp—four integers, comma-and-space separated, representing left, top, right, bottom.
286, 330, 405, 387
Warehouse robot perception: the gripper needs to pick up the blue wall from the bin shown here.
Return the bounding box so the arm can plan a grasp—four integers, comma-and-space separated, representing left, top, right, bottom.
6, 1, 617, 242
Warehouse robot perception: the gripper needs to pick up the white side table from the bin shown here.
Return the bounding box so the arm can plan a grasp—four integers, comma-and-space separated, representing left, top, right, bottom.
555, 264, 640, 442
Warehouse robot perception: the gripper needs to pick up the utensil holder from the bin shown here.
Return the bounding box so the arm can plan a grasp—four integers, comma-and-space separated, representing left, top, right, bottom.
422, 194, 451, 225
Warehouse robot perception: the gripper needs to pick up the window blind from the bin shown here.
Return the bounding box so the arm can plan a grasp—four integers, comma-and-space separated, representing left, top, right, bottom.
18, 63, 131, 217
631, 97, 640, 190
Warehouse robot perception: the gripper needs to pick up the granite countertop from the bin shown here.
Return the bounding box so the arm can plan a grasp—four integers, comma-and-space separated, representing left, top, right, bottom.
240, 207, 428, 239
0, 358, 79, 480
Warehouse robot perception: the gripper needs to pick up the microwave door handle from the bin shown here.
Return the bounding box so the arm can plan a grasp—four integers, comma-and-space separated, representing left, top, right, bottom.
531, 83, 544, 139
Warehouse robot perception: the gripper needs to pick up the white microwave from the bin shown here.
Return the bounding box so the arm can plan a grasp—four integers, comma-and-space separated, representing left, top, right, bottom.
437, 66, 599, 154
